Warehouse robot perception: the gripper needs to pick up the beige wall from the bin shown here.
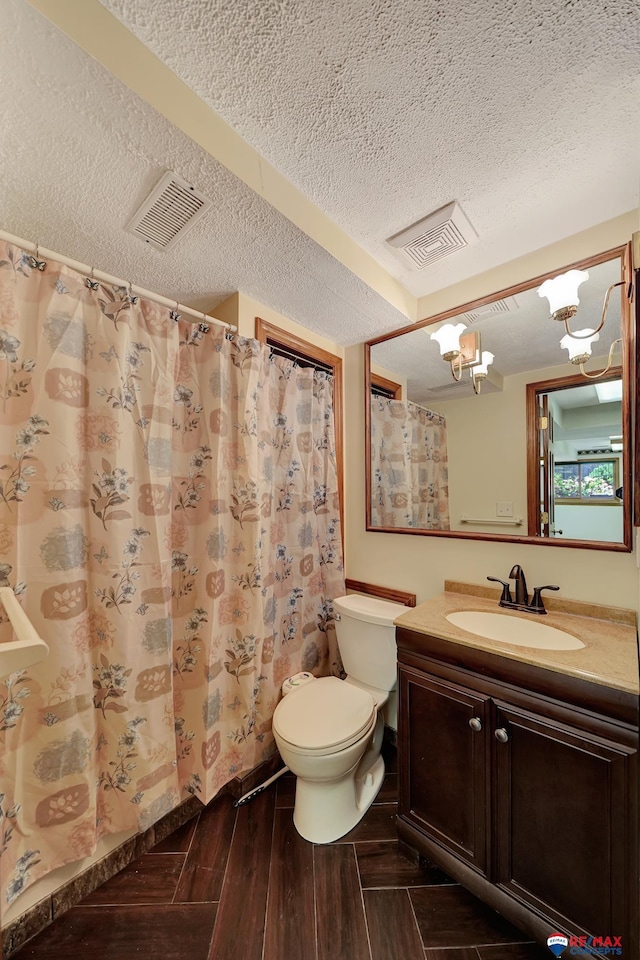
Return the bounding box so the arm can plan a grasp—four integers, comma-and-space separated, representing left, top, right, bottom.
432, 355, 621, 537
431, 369, 534, 535
346, 216, 640, 614
370, 361, 407, 397
214, 291, 346, 358
209, 291, 240, 330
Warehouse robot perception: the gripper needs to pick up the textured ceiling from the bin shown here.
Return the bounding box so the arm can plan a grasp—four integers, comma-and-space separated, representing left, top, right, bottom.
100, 0, 640, 298
0, 0, 408, 345
3, 0, 639, 350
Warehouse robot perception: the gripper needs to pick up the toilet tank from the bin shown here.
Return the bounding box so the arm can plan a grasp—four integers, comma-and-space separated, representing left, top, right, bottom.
332, 594, 404, 692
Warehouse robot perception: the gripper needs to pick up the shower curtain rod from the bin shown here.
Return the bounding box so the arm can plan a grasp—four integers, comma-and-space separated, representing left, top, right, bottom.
0, 228, 237, 333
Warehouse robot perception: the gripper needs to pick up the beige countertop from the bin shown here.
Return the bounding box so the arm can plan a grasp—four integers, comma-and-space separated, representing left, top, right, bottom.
394, 580, 639, 696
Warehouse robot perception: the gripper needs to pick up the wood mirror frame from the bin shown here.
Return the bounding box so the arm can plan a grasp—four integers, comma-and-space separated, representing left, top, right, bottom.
365, 244, 634, 551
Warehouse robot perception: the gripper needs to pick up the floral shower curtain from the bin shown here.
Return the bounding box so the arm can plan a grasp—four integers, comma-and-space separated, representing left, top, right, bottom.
370, 396, 449, 529
0, 241, 344, 910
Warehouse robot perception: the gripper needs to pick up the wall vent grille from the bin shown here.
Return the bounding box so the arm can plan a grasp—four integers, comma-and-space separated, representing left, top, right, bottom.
126, 172, 212, 251
386, 201, 477, 270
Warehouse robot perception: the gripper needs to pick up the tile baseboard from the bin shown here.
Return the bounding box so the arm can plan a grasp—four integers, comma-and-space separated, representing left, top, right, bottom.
1, 794, 201, 959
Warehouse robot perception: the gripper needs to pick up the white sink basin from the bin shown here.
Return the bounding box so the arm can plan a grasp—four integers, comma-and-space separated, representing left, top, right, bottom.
445, 611, 585, 651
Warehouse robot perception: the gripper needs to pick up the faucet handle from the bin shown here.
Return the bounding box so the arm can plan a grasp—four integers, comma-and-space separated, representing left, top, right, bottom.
487, 576, 512, 605
530, 584, 560, 613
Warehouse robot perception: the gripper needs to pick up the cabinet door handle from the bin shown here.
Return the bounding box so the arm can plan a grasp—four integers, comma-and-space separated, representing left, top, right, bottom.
468, 717, 482, 732
494, 727, 509, 743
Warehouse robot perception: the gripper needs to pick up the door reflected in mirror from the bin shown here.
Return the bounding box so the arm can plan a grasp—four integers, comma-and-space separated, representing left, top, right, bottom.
366, 246, 632, 550
527, 372, 624, 543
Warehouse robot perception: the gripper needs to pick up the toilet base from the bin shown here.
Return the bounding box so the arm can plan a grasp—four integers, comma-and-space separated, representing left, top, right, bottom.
292, 753, 385, 844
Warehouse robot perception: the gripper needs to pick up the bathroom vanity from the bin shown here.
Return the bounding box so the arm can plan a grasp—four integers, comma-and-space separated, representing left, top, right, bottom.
395, 582, 639, 954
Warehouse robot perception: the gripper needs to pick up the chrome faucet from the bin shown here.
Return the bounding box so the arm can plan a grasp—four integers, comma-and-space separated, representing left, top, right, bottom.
487, 566, 559, 615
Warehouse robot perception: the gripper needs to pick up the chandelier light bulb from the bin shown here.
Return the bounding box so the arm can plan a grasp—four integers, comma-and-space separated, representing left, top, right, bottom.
471, 350, 494, 394
430, 322, 466, 360
560, 328, 599, 364
474, 350, 494, 378
538, 269, 589, 319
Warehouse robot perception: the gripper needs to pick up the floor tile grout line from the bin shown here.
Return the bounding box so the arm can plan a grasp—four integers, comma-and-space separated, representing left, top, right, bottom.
422, 950, 479, 958
263, 792, 279, 957
311, 840, 319, 960
169, 897, 221, 904
360, 882, 456, 891
336, 838, 398, 845
171, 810, 200, 904
423, 950, 483, 958
206, 799, 239, 958
407, 884, 429, 955
74, 897, 183, 908
69, 901, 209, 911
475, 941, 536, 948
355, 842, 375, 960
260, 791, 278, 960
145, 850, 187, 856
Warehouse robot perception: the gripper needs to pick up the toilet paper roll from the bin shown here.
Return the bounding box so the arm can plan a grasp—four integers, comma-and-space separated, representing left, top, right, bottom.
281, 672, 315, 696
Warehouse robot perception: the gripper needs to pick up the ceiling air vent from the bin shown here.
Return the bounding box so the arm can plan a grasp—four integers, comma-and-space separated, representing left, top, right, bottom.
424, 380, 469, 395
386, 201, 477, 270
126, 172, 212, 251
462, 295, 519, 324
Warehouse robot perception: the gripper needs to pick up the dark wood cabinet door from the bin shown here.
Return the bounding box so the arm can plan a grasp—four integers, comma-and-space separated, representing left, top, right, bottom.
493, 700, 636, 942
398, 667, 490, 874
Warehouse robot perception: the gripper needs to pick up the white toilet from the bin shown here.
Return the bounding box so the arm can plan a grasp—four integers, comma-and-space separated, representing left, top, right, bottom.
272, 593, 403, 843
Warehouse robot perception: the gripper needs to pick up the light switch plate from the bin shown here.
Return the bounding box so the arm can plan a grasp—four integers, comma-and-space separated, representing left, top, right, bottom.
496, 501, 513, 517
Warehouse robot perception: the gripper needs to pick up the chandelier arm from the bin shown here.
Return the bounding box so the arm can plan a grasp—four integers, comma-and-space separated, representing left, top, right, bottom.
450, 353, 463, 382
563, 280, 625, 338
472, 376, 482, 395
578, 338, 622, 380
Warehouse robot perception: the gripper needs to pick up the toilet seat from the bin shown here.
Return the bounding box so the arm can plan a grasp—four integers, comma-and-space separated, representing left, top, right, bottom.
273, 676, 376, 756
344, 675, 389, 708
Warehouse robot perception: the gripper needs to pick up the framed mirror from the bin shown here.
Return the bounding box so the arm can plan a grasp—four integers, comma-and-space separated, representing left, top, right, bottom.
365, 245, 633, 551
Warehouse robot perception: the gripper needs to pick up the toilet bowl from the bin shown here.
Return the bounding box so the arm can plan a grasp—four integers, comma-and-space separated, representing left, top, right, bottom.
272, 594, 403, 843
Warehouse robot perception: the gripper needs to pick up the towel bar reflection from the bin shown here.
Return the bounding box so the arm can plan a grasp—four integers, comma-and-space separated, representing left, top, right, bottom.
0, 587, 49, 678
460, 516, 524, 527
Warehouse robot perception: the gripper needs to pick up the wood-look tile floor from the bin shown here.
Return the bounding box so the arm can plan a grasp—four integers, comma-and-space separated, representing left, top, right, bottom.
12, 756, 548, 960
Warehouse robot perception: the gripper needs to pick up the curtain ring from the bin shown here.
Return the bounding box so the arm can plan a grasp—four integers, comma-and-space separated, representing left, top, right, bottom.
170, 301, 181, 322
127, 281, 139, 305
85, 266, 99, 290
29, 239, 46, 272
198, 312, 210, 334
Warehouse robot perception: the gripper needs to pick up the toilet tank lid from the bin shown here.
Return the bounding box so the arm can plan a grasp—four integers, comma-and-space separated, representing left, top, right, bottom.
333, 594, 406, 626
